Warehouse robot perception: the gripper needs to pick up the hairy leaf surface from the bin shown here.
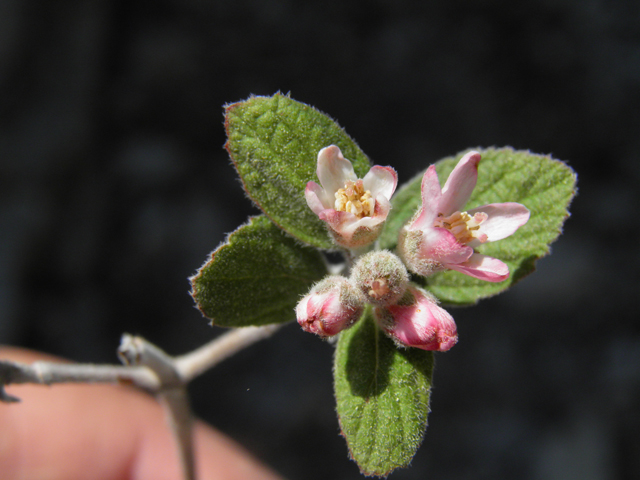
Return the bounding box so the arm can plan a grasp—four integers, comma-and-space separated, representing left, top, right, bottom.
334, 308, 434, 476
191, 215, 327, 326
225, 93, 371, 249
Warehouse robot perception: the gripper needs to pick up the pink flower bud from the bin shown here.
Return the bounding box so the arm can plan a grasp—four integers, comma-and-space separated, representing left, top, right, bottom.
304, 145, 398, 248
296, 275, 365, 337
350, 250, 409, 307
375, 286, 458, 351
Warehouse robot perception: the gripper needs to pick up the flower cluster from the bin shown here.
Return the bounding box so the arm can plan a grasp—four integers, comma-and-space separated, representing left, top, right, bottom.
297, 251, 458, 351
297, 146, 529, 351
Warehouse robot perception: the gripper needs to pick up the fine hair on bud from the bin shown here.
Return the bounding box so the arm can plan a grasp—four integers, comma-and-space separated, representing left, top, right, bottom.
296, 275, 365, 337
373, 285, 458, 352
350, 250, 409, 307
312, 275, 366, 313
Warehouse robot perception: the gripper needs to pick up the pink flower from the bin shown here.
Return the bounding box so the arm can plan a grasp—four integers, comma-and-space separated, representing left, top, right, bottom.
398, 151, 530, 282
305, 145, 398, 248
375, 286, 457, 351
296, 276, 365, 337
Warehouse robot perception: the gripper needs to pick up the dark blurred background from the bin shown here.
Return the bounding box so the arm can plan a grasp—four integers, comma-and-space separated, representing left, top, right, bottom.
1, 1, 638, 479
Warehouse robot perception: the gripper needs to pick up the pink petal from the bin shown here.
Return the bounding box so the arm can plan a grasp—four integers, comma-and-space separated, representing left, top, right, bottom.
305, 181, 331, 214
306, 292, 327, 318
410, 165, 442, 230
439, 151, 481, 214
320, 191, 392, 238
297, 280, 364, 337
363, 166, 398, 200
319, 209, 360, 239
447, 253, 509, 282
383, 288, 458, 351
466, 202, 530, 245
319, 293, 342, 320
316, 146, 357, 195
295, 294, 311, 319
419, 227, 474, 265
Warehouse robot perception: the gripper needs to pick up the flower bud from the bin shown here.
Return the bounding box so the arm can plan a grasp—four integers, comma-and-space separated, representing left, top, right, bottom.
350, 250, 409, 307
374, 286, 458, 351
296, 275, 365, 337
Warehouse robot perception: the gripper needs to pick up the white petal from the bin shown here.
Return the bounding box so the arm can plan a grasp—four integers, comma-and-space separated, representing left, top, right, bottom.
341, 216, 379, 237
362, 166, 398, 200
305, 181, 332, 214
467, 202, 530, 244
316, 146, 357, 195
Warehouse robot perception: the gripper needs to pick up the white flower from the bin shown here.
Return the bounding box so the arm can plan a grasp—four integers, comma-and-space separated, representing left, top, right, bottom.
305, 145, 397, 248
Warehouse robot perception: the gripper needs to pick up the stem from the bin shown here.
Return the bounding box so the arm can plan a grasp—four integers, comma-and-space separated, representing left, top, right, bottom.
160, 388, 195, 480
343, 243, 375, 274
0, 361, 160, 402
0, 324, 286, 480
175, 324, 284, 382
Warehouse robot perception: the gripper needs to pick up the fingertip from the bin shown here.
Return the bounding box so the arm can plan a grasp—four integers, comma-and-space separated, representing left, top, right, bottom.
0, 347, 284, 480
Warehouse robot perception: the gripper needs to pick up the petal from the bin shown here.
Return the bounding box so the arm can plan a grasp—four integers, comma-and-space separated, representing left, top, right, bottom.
371, 193, 391, 221
419, 227, 474, 265
447, 253, 510, 282
319, 209, 360, 239
319, 292, 342, 319
382, 288, 458, 351
295, 294, 311, 321
306, 291, 328, 318
320, 193, 391, 236
440, 151, 481, 214
305, 181, 331, 215
409, 165, 442, 230
466, 202, 530, 245
362, 166, 398, 200
316, 145, 357, 195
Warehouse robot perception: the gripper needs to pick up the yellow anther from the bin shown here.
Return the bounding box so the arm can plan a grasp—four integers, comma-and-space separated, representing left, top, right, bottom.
434, 211, 488, 244
334, 180, 375, 218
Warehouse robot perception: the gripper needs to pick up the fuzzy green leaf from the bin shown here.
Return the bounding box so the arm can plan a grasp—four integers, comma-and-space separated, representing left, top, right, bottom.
334, 308, 434, 477
380, 147, 577, 305
190, 215, 327, 327
225, 93, 371, 249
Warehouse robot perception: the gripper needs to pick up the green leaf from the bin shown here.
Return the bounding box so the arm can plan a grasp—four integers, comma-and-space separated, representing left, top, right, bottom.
379, 147, 577, 305
190, 215, 328, 327
334, 307, 434, 477
225, 93, 371, 249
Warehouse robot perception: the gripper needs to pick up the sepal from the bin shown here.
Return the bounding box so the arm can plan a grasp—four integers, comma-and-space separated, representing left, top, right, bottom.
350, 250, 409, 307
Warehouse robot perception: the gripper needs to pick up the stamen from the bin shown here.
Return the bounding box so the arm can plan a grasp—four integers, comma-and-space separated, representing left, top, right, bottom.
434, 211, 488, 244
369, 278, 389, 299
334, 180, 375, 218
